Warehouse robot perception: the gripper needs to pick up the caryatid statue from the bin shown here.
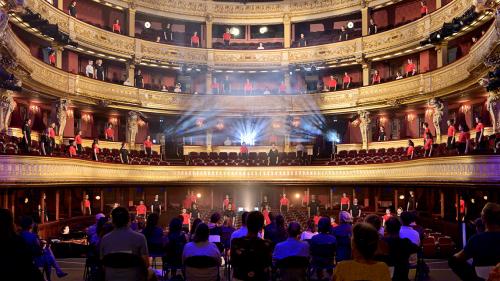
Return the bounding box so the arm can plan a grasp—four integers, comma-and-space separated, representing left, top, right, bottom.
358, 110, 371, 150
0, 89, 16, 132
428, 98, 444, 143
56, 99, 69, 137
126, 111, 139, 145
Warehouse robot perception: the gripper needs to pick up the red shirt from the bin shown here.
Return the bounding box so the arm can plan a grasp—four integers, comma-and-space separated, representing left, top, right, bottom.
75, 134, 82, 145
49, 54, 56, 65
459, 199, 465, 214
421, 5, 428, 15
181, 213, 190, 225
314, 215, 320, 225
191, 35, 199, 44
84, 199, 90, 208
340, 197, 350, 205
240, 146, 248, 153
136, 204, 147, 215
383, 214, 391, 222
93, 144, 99, 154
223, 32, 231, 41
423, 127, 430, 140
447, 125, 456, 137
457, 132, 470, 143
280, 197, 289, 206
328, 79, 337, 87
279, 83, 286, 93
263, 209, 270, 225
342, 75, 351, 84
223, 198, 229, 208
475, 122, 484, 132
183, 198, 192, 209
69, 146, 77, 156
372, 74, 381, 83
48, 127, 56, 138
244, 82, 252, 91
211, 82, 220, 89
144, 140, 152, 148
407, 146, 414, 156
112, 23, 121, 33
105, 128, 114, 138
406, 63, 416, 73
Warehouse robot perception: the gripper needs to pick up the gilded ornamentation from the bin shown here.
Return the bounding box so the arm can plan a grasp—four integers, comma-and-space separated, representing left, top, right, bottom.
486, 90, 500, 132
358, 110, 371, 150
55, 99, 69, 137
0, 89, 16, 132
126, 111, 139, 145
428, 98, 445, 142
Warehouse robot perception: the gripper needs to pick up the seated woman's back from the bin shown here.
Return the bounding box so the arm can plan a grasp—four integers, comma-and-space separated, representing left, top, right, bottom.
333, 260, 391, 281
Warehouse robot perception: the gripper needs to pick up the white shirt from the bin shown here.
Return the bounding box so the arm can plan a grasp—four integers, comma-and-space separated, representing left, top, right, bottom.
300, 231, 317, 241
174, 86, 181, 93
182, 241, 221, 262
400, 226, 420, 246
257, 46, 264, 50
263, 90, 271, 95
224, 139, 232, 146
230, 226, 262, 242
85, 64, 94, 77
296, 144, 305, 152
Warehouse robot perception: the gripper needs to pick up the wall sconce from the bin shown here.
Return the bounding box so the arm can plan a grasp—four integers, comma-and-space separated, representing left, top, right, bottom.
351, 119, 360, 127
379, 116, 387, 124
66, 109, 74, 118
108, 117, 118, 125
425, 108, 433, 117
460, 104, 471, 113
138, 120, 146, 127
406, 114, 415, 122
215, 119, 224, 130
272, 120, 281, 129
195, 118, 204, 128
29, 105, 40, 113
82, 113, 92, 123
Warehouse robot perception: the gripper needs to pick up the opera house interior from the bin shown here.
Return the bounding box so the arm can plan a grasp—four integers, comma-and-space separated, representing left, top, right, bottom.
0, 0, 499, 280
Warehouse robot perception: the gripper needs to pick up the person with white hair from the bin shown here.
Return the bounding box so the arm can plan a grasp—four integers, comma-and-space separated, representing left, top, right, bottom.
331, 211, 353, 262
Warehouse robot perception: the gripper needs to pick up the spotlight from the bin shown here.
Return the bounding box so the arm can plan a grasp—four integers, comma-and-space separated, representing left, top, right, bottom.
347, 21, 354, 29
399, 195, 405, 200
144, 21, 151, 29
95, 195, 101, 200
230, 27, 240, 36
483, 195, 488, 200
240, 132, 256, 145
196, 193, 201, 198
259, 26, 268, 34
295, 193, 300, 199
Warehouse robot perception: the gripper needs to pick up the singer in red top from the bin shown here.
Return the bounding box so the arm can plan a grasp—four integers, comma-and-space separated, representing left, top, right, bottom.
328, 75, 337, 91
372, 70, 381, 84
222, 194, 230, 210
456, 123, 471, 154
75, 130, 83, 154
92, 139, 99, 161
422, 122, 433, 157
69, 141, 77, 157
279, 194, 289, 213
447, 119, 456, 149
243, 78, 253, 95
136, 200, 147, 218
180, 208, 191, 230
240, 142, 249, 159
405, 59, 417, 77
223, 28, 231, 47
112, 19, 121, 34
48, 51, 56, 66
82, 194, 91, 215
211, 78, 220, 94
105, 123, 114, 141
340, 192, 350, 211
420, 1, 429, 17
143, 135, 153, 158
407, 139, 415, 159
279, 81, 286, 94
342, 72, 351, 89
190, 31, 200, 47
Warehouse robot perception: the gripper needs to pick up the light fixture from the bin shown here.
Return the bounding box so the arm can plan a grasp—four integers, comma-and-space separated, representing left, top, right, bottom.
471, 198, 475, 203
82, 113, 92, 123
229, 27, 240, 36
29, 105, 40, 113
197, 193, 201, 198
108, 117, 118, 125
216, 119, 224, 130
379, 116, 387, 124
399, 195, 405, 200
195, 118, 205, 128
460, 104, 471, 113
138, 120, 146, 127
66, 109, 74, 118
483, 195, 488, 200
425, 108, 433, 117
295, 193, 300, 199
144, 22, 151, 29
347, 21, 354, 29
259, 26, 268, 34
407, 113, 415, 122
95, 195, 101, 200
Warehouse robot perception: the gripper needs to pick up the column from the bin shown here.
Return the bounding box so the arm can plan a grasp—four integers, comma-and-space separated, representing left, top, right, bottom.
57, 0, 64, 10
284, 134, 290, 152
440, 189, 445, 218
206, 16, 213, 49
55, 46, 63, 69
284, 71, 291, 93
100, 189, 104, 212
329, 188, 333, 209
361, 7, 369, 36
374, 188, 379, 213
206, 130, 213, 152
127, 5, 136, 37
206, 70, 213, 95
436, 0, 442, 9
436, 42, 448, 68
128, 187, 134, 207
210, 188, 214, 210
55, 190, 60, 221
283, 14, 291, 48
127, 63, 135, 86
428, 190, 435, 215
164, 190, 168, 212
68, 189, 72, 218
362, 61, 371, 86
10, 191, 15, 218
394, 189, 398, 210
40, 191, 46, 224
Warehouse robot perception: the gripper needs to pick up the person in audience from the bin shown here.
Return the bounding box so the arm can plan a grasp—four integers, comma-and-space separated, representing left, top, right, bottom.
372, 69, 381, 84
378, 125, 386, 141
350, 198, 362, 219
189, 218, 202, 241
230, 211, 249, 242
420, 1, 429, 17
399, 212, 420, 246
48, 50, 56, 66
342, 72, 351, 89
298, 33, 307, 47
396, 71, 403, 80
257, 42, 265, 50
165, 217, 187, 274
161, 85, 168, 92
68, 0, 77, 18
447, 119, 456, 149
95, 59, 104, 81
182, 223, 221, 278
134, 69, 144, 88
22, 118, 31, 153
68, 140, 77, 157
223, 28, 231, 47
407, 139, 415, 159
268, 214, 287, 246
100, 207, 149, 281
211, 77, 220, 94
332, 211, 353, 262
119, 142, 129, 164
47, 122, 56, 155
273, 221, 309, 262
174, 83, 182, 92
87, 213, 106, 246
191, 31, 200, 48
231, 211, 273, 281
85, 60, 94, 78
143, 135, 153, 158
208, 212, 223, 238
268, 143, 279, 165
475, 116, 485, 151
328, 75, 337, 91
136, 200, 147, 219
92, 138, 99, 161
340, 192, 350, 212
0, 209, 44, 281
334, 223, 391, 281
368, 18, 378, 35
331, 216, 338, 228
422, 122, 433, 157
243, 78, 253, 95
163, 23, 172, 42
300, 219, 318, 241
224, 137, 232, 146
339, 25, 348, 41
310, 217, 337, 278
112, 19, 121, 34
20, 217, 67, 281
222, 75, 231, 94
382, 216, 419, 281
221, 217, 236, 249
365, 213, 385, 238
240, 141, 249, 159
141, 213, 164, 259
104, 123, 114, 141
397, 207, 403, 216
457, 123, 471, 154
295, 142, 305, 158
75, 130, 83, 154
405, 59, 417, 77
450, 203, 500, 281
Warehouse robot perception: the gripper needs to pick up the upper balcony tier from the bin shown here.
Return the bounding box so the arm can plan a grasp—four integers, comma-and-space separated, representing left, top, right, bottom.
23, 0, 475, 68
3, 19, 497, 115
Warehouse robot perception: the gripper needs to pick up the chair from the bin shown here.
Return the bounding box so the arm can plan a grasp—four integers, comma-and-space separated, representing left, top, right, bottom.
183, 255, 220, 281
101, 252, 147, 280
309, 240, 336, 279
475, 266, 494, 280
275, 256, 309, 281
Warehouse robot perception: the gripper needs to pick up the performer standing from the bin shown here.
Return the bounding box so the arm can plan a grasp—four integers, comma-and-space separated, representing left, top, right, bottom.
268, 143, 279, 166
82, 194, 91, 215
222, 194, 230, 211
136, 200, 147, 219
191, 203, 200, 220
261, 195, 269, 211
447, 119, 456, 149
349, 198, 362, 218
263, 205, 271, 226
223, 203, 236, 226
406, 190, 417, 212
279, 194, 289, 213
340, 192, 350, 212
151, 194, 162, 215
181, 208, 191, 231
308, 196, 319, 218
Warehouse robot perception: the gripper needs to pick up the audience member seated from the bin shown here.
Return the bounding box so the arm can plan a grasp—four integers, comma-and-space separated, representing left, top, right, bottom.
100, 207, 150, 281
449, 202, 500, 281
164, 218, 187, 273
273, 222, 310, 281
231, 211, 273, 281
399, 211, 421, 246
333, 223, 391, 281
230, 211, 262, 242
141, 213, 165, 258
310, 217, 337, 278
0, 209, 44, 281
182, 223, 221, 281
382, 216, 419, 281
87, 213, 106, 247
300, 219, 318, 241
264, 213, 287, 246
332, 211, 353, 262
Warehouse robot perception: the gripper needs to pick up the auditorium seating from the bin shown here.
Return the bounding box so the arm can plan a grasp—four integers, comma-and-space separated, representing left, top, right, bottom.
186, 151, 309, 166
